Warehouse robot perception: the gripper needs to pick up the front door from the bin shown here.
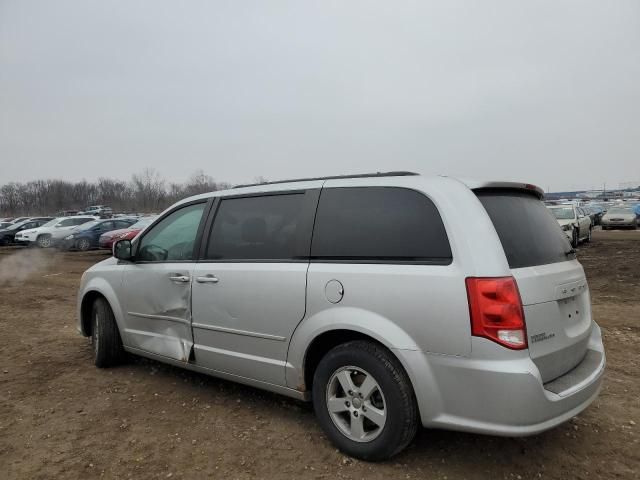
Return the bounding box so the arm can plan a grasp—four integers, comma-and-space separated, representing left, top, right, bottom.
121, 201, 208, 361
191, 190, 317, 385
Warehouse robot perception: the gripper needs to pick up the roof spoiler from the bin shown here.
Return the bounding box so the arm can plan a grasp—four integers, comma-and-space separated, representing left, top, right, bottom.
464, 180, 545, 199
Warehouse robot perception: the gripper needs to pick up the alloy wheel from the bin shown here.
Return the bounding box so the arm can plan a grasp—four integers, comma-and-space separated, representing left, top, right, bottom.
38, 236, 51, 248
325, 366, 387, 442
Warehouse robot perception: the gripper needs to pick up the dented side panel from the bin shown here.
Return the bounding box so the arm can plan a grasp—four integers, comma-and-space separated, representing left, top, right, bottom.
121, 263, 196, 362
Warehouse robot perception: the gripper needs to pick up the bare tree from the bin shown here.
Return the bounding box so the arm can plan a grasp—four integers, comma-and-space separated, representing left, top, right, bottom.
0, 168, 236, 216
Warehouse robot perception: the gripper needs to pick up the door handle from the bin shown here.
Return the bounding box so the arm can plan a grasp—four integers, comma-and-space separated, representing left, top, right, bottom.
196, 275, 219, 284
169, 274, 190, 283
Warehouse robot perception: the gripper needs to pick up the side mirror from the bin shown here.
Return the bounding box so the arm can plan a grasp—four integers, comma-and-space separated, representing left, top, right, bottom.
113, 239, 133, 261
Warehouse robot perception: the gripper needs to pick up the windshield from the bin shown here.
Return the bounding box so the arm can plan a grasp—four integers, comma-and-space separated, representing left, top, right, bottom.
478, 190, 573, 268
608, 208, 633, 215
7, 220, 29, 231
549, 206, 575, 220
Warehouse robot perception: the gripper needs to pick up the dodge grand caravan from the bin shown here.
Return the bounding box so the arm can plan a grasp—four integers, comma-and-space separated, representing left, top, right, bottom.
77, 172, 605, 460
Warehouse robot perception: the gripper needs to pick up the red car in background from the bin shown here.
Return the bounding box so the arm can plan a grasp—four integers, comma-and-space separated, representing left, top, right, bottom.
99, 216, 157, 250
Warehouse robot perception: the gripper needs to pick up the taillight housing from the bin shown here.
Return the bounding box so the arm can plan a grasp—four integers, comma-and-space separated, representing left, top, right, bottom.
465, 276, 527, 350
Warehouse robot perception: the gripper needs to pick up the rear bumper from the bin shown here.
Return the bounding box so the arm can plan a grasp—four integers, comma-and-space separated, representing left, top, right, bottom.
601, 220, 636, 228
398, 323, 605, 436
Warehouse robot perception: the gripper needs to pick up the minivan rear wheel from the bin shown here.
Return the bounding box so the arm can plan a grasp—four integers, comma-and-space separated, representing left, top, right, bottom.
91, 297, 125, 368
312, 340, 418, 461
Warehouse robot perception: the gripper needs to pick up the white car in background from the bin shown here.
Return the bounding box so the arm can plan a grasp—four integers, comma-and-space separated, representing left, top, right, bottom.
547, 204, 592, 247
601, 207, 638, 230
15, 216, 98, 247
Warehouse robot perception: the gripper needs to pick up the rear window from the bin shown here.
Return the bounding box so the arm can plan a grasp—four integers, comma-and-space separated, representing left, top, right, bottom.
311, 187, 452, 263
476, 189, 573, 269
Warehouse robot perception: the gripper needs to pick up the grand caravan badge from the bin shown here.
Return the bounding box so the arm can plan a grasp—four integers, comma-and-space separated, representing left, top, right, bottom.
530, 332, 556, 343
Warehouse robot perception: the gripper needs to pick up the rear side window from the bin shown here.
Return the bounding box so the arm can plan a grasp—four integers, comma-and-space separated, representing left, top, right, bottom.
476, 190, 573, 269
311, 187, 452, 263
206, 193, 305, 260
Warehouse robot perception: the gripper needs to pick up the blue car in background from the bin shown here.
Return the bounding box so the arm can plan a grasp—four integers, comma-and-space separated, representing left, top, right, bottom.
60, 218, 137, 251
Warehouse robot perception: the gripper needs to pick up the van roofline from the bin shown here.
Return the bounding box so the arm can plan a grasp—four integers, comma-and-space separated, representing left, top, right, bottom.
232, 171, 419, 189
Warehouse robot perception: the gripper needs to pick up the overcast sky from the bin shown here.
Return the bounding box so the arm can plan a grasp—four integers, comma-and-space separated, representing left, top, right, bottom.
1, 1, 639, 192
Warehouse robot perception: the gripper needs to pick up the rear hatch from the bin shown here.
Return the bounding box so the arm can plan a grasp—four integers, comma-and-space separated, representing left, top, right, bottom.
476, 189, 593, 383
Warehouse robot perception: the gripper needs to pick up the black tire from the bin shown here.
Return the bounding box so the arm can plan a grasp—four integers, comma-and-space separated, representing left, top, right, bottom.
585, 227, 592, 243
571, 228, 579, 248
91, 297, 125, 368
77, 238, 91, 251
36, 234, 52, 248
312, 340, 418, 461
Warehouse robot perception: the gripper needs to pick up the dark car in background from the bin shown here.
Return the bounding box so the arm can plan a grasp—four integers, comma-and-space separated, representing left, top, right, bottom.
60, 218, 137, 251
586, 205, 605, 225
0, 217, 55, 245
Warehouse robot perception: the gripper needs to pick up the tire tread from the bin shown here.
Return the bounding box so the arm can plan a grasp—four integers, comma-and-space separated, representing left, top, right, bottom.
312, 340, 418, 461
92, 297, 125, 367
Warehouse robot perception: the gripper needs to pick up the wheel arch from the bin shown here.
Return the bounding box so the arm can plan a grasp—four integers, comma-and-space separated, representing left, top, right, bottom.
79, 290, 105, 336
302, 329, 387, 392
287, 307, 419, 391
286, 308, 443, 425
78, 280, 127, 340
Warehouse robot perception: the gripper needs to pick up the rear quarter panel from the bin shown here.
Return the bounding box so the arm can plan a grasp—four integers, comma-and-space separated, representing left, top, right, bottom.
286, 176, 512, 388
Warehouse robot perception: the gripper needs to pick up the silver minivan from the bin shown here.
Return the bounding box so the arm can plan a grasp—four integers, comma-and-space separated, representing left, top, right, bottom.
77, 172, 605, 460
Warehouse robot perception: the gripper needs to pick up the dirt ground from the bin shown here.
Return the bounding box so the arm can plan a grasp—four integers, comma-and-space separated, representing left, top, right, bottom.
0, 229, 638, 479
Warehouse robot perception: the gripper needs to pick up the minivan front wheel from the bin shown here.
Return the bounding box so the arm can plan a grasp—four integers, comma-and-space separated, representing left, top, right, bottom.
91, 297, 125, 368
571, 228, 579, 248
312, 340, 418, 461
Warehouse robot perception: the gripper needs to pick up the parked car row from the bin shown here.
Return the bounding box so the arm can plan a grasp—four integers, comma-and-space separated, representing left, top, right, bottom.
0, 214, 156, 251
0, 217, 56, 245
14, 216, 99, 247
545, 200, 638, 247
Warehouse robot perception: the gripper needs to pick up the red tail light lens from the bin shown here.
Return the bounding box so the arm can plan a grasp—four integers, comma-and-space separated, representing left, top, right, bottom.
465, 277, 527, 349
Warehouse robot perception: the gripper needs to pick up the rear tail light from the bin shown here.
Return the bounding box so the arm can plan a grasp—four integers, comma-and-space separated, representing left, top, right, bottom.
465, 277, 527, 350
